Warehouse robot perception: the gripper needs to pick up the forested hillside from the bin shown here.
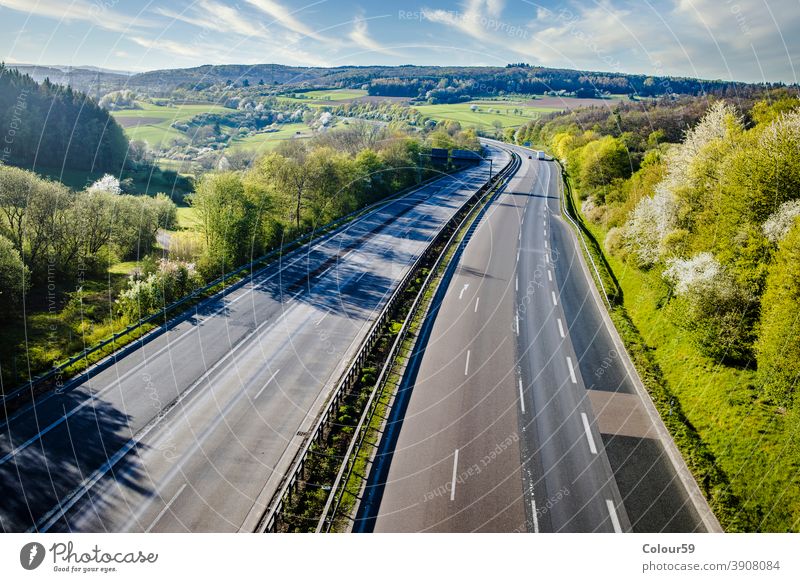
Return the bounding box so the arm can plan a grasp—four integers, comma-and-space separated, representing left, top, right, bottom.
0, 64, 128, 172
48, 62, 775, 99
519, 91, 800, 530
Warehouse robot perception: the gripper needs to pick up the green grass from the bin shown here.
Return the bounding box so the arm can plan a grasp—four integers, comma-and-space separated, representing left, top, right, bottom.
413, 101, 560, 129
176, 206, 201, 230
566, 177, 800, 531
228, 122, 310, 152
107, 261, 140, 275
111, 101, 233, 148
295, 89, 367, 101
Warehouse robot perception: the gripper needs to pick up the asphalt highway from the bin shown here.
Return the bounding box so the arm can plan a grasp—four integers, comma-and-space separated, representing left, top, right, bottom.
0, 147, 509, 533
364, 145, 713, 533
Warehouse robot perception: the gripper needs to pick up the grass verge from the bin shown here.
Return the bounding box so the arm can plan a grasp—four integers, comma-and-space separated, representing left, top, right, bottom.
560, 166, 798, 531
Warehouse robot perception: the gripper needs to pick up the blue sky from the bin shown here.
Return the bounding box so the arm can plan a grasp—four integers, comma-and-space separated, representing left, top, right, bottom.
1, 0, 797, 83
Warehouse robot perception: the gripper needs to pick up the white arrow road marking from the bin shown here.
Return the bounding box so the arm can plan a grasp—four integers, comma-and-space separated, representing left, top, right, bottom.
459, 284, 470, 299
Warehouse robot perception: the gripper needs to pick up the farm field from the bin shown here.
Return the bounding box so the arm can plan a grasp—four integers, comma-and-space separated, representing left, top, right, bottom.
111, 101, 233, 148
414, 95, 633, 129
228, 122, 311, 152
412, 101, 558, 129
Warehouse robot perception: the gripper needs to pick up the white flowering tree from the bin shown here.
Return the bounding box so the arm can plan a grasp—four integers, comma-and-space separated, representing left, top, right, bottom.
763, 199, 800, 243
662, 251, 754, 362
661, 101, 743, 195
87, 174, 122, 195
623, 184, 678, 267
663, 252, 725, 296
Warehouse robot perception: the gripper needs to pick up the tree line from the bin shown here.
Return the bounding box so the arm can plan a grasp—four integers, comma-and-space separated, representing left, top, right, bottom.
189, 122, 477, 280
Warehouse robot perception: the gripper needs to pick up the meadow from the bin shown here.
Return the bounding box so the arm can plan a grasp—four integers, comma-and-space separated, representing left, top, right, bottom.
111, 102, 233, 148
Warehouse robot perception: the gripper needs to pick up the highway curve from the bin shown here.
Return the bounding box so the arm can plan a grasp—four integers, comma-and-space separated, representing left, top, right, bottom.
359, 143, 718, 533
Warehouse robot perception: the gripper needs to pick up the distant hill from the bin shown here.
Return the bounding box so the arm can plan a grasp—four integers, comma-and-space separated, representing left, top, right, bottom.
6, 62, 789, 104
121, 63, 784, 99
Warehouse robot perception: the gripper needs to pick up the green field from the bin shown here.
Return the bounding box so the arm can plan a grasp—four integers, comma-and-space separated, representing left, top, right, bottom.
228, 122, 311, 152
413, 101, 561, 129
297, 88, 367, 100
176, 206, 201, 230
111, 102, 233, 148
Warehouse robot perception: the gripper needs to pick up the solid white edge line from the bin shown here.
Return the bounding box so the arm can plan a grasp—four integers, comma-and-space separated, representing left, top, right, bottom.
145, 483, 187, 533
551, 291, 557, 306
557, 318, 566, 338
581, 412, 598, 454
606, 499, 622, 533
450, 449, 459, 501
566, 357, 577, 384
464, 350, 470, 376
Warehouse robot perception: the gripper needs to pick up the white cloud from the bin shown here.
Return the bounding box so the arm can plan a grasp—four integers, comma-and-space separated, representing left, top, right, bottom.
421, 0, 532, 58
156, 0, 262, 37
244, 0, 327, 41
348, 15, 398, 56
130, 36, 205, 59
0, 0, 154, 33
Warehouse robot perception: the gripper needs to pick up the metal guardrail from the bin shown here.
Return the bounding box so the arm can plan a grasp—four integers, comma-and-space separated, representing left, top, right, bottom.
0, 169, 458, 410
552, 157, 611, 306
256, 148, 518, 533
315, 151, 520, 533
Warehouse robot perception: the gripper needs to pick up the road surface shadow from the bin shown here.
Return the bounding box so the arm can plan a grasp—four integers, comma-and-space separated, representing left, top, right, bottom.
0, 392, 149, 532
602, 433, 706, 532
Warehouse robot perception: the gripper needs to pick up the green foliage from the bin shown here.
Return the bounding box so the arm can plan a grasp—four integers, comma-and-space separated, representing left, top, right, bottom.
750, 96, 800, 126
0, 63, 128, 172
191, 172, 261, 276
0, 164, 177, 279
572, 135, 631, 194
0, 233, 29, 315
116, 259, 202, 322
756, 218, 800, 406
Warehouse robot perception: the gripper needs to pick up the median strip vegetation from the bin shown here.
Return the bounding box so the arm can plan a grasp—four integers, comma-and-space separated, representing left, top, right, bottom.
270, 154, 515, 532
